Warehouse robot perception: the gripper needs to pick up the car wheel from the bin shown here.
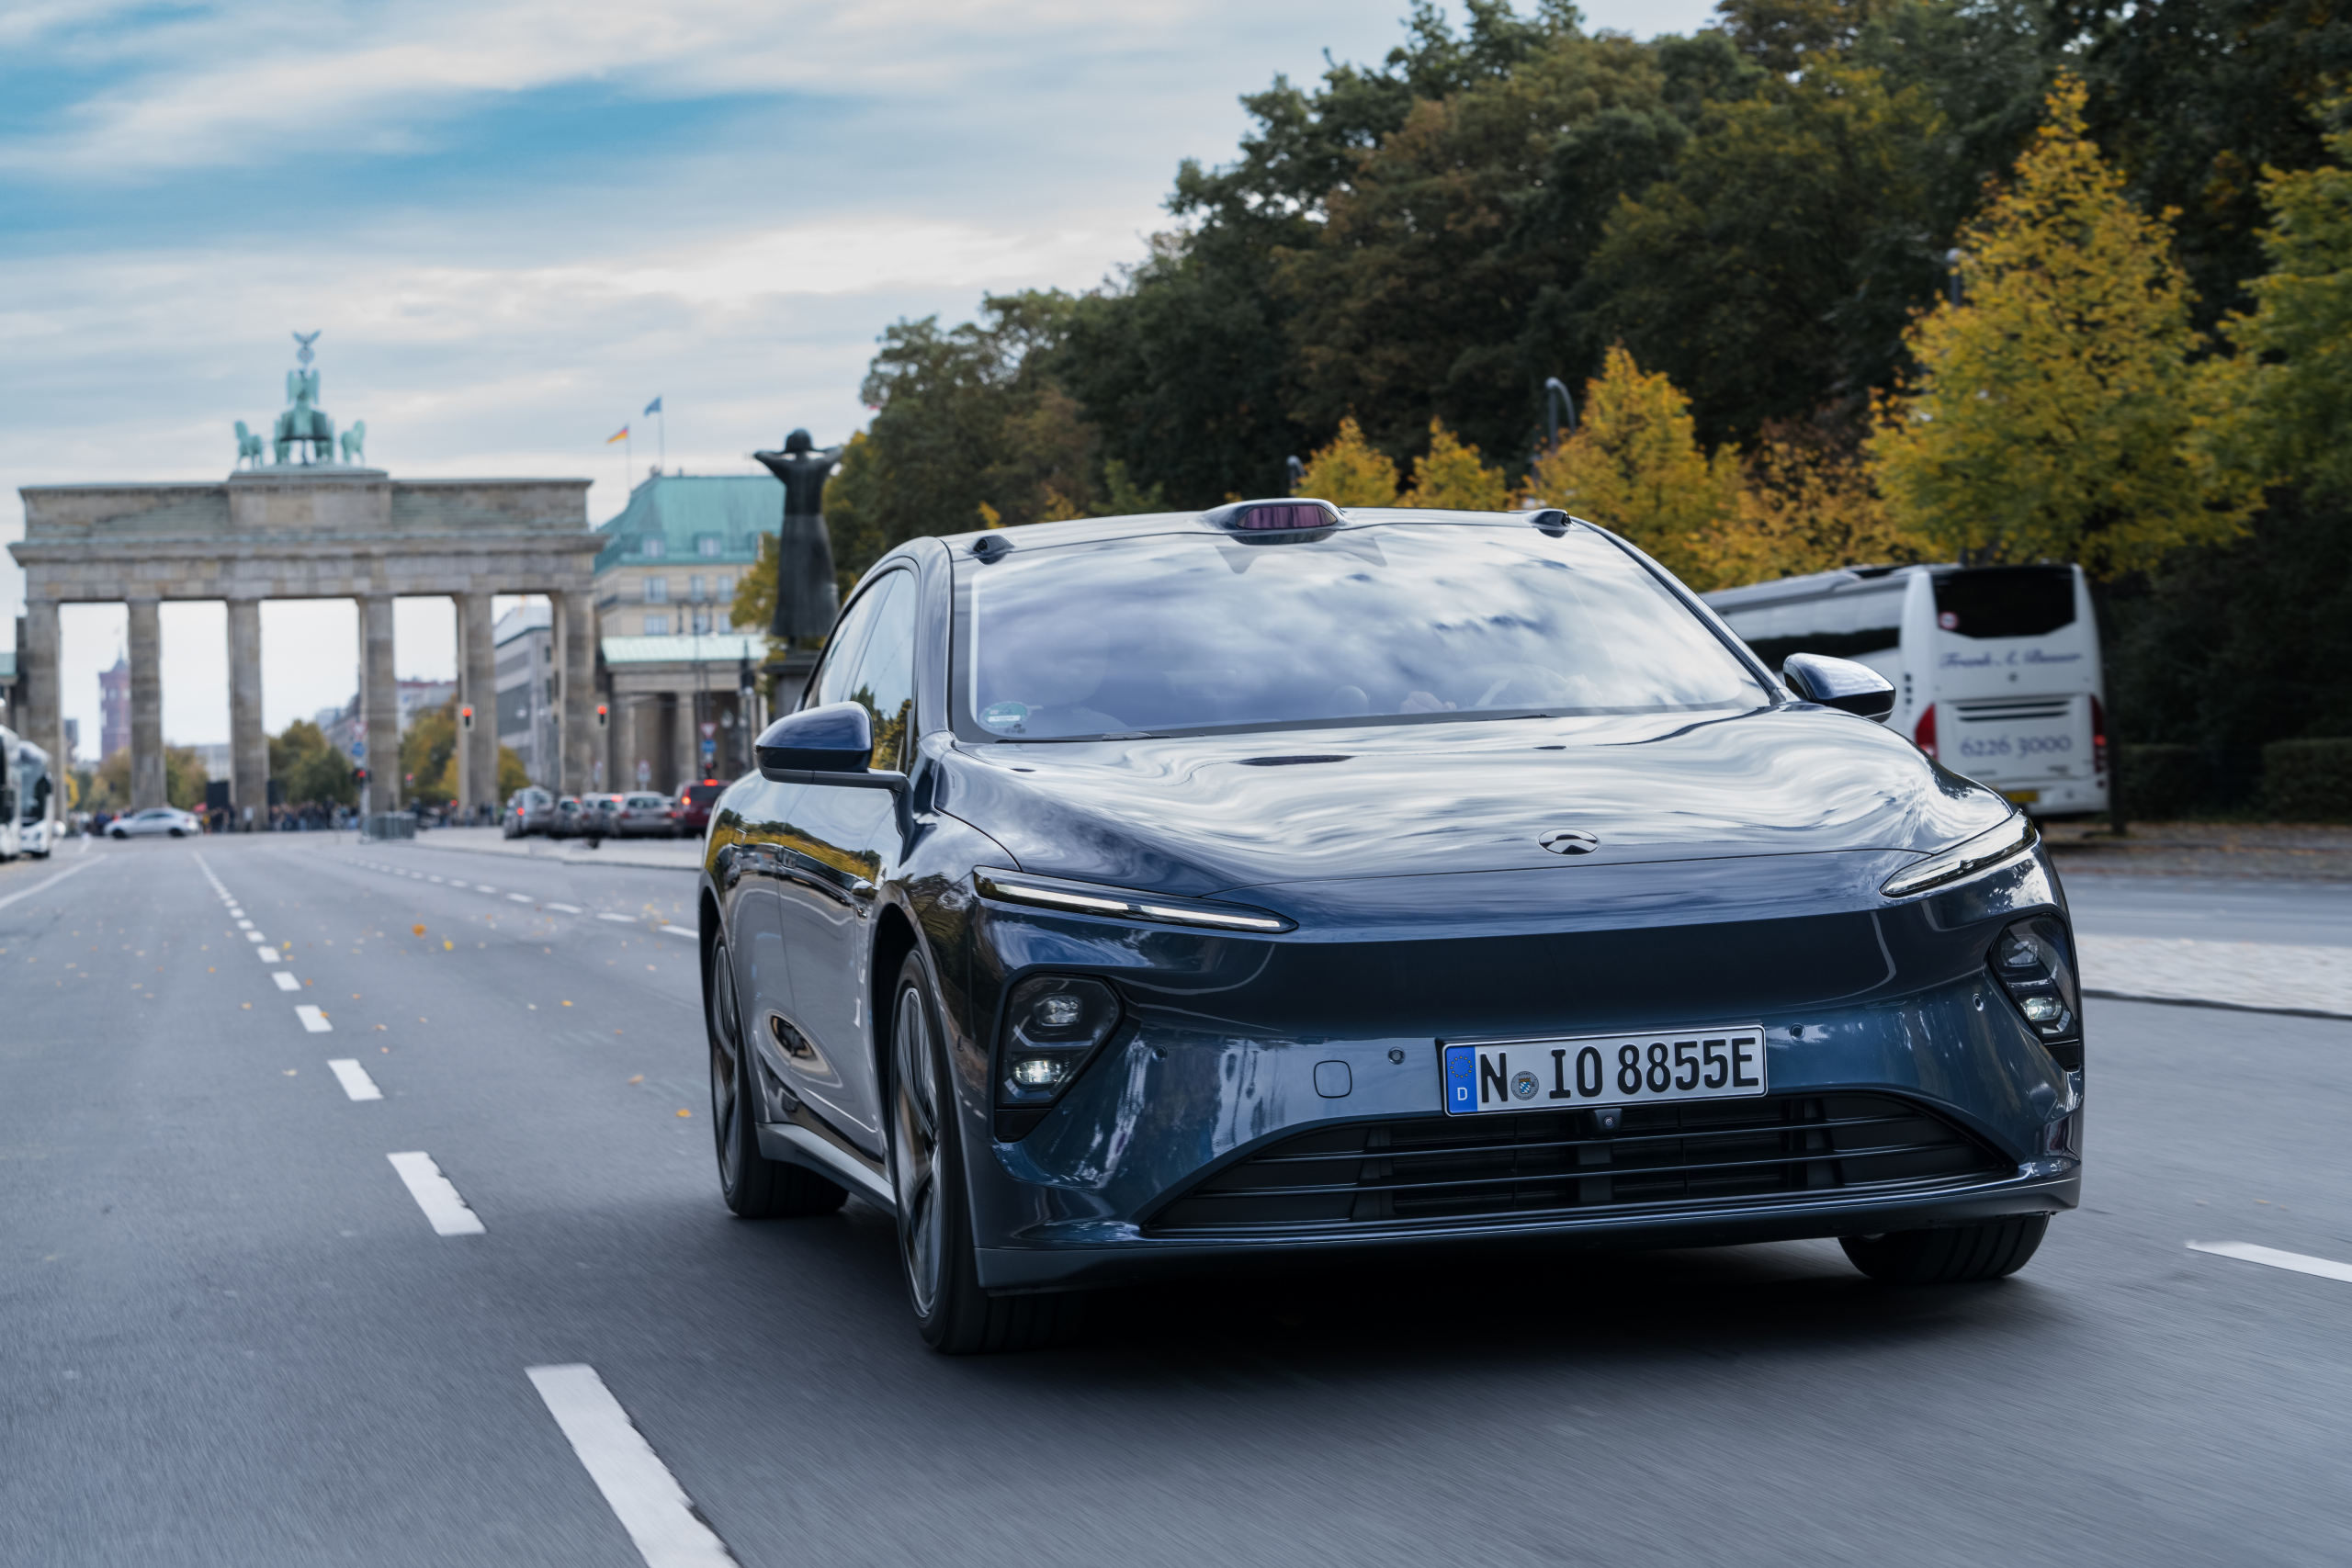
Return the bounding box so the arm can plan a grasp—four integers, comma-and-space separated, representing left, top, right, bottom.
169, 828, 185, 838
707, 939, 844, 1219
1840, 1215, 2049, 1285
887, 951, 1086, 1354
110, 829, 127, 840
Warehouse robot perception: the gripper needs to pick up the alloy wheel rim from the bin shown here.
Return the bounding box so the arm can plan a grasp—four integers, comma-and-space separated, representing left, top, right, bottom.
710, 947, 741, 1190
892, 981, 942, 1315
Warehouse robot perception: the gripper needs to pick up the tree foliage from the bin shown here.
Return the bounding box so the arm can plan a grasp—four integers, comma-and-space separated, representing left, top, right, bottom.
270, 719, 356, 808
2199, 100, 2352, 502
1868, 74, 2260, 577
1400, 421, 1513, 509
1294, 416, 1402, 506
1528, 346, 1740, 582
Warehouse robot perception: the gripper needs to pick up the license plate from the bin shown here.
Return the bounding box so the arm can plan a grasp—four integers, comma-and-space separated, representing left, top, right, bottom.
2002, 789, 2041, 805
1442, 1027, 1766, 1115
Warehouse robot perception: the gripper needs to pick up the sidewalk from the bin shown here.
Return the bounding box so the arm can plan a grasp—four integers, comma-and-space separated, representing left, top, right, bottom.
371, 825, 702, 872
2081, 935, 2352, 1021
2044, 820, 2352, 881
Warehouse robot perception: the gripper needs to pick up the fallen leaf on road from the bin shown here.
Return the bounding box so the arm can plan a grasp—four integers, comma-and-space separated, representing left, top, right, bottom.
628, 1075, 644, 1084
282, 1069, 296, 1077
241, 1003, 251, 1010
676, 1109, 691, 1118
411, 924, 425, 936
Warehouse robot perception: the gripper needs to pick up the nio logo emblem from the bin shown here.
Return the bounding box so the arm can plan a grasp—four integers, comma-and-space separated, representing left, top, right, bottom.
1538, 829, 1600, 855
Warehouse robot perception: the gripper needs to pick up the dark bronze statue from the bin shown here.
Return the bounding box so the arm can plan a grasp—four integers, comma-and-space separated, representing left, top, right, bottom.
753, 429, 843, 638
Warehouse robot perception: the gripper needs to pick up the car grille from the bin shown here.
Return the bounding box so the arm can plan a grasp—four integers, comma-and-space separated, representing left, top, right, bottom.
1147, 1094, 2007, 1235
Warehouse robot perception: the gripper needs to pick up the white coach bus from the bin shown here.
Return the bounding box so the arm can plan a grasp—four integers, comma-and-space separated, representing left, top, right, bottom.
16, 738, 57, 856
0, 722, 19, 861
1704, 562, 2108, 817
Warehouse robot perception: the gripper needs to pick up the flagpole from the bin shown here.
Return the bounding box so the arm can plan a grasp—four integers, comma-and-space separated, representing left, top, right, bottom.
659, 405, 667, 472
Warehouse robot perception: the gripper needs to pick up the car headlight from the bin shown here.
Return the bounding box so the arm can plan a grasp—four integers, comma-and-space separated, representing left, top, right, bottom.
997, 976, 1123, 1107
975, 869, 1295, 933
1988, 915, 2083, 1066
1880, 812, 2038, 898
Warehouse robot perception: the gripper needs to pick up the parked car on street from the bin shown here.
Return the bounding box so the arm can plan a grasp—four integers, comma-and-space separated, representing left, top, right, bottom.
579, 793, 623, 840
614, 792, 680, 838
674, 779, 727, 836
697, 501, 2083, 1352
548, 795, 587, 838
502, 787, 554, 837
108, 806, 202, 839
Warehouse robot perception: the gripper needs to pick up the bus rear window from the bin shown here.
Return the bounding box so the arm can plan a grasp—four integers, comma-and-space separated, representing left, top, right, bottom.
1933, 568, 2075, 639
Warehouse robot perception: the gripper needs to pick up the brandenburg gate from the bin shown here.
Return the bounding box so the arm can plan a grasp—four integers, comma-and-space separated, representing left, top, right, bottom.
7, 344, 602, 819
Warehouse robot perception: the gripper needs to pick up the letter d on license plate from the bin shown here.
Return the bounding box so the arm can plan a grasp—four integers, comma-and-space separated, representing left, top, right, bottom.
1442, 1026, 1766, 1115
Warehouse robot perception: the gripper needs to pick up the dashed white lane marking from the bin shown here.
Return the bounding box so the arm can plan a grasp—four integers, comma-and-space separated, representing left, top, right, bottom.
273, 970, 302, 992
327, 1059, 383, 1101
548, 903, 582, 914
2188, 1241, 2352, 1283
526, 1364, 738, 1568
475, 885, 498, 893
0, 856, 97, 912
429, 875, 445, 884
598, 913, 636, 924
245, 931, 266, 942
236, 919, 254, 930
296, 1005, 333, 1033
657, 925, 696, 941
257, 947, 282, 964
508, 893, 534, 904
386, 1152, 486, 1235
447, 880, 469, 888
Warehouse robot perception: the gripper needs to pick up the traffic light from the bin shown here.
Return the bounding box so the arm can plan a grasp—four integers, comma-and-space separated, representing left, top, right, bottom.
459, 705, 474, 731
355, 767, 368, 785
595, 703, 609, 731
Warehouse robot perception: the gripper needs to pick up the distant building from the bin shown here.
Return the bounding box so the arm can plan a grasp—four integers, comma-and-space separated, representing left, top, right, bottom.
62, 717, 80, 764
312, 679, 461, 769
494, 602, 558, 788
192, 742, 232, 781
99, 654, 130, 759
594, 472, 808, 791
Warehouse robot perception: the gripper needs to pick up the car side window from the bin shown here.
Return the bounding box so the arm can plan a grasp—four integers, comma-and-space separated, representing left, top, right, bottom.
809, 576, 899, 714
834, 573, 918, 773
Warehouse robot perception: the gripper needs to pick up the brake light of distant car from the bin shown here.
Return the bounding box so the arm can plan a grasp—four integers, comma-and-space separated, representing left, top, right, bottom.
1913, 704, 1938, 761
2089, 695, 2108, 782
998, 976, 1122, 1106
974, 870, 1295, 933
1879, 812, 2038, 898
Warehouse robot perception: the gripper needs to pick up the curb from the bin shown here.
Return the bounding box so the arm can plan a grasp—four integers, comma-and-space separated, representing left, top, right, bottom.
2086, 988, 2352, 1024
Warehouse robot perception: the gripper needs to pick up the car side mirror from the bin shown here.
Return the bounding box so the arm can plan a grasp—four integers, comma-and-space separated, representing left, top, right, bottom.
1781, 652, 1896, 723
754, 702, 907, 791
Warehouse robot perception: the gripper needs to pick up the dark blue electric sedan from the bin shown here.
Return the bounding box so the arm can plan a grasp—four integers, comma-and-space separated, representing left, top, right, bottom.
696, 500, 2084, 1352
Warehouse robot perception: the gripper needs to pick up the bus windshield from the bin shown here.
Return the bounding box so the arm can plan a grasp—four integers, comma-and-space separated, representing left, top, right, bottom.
1934, 567, 2075, 639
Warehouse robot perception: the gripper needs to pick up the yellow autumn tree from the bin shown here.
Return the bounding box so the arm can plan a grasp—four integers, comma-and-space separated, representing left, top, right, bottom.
1397, 420, 1511, 510
1528, 345, 1739, 584
1868, 74, 2260, 576
1294, 416, 1400, 507
1692, 424, 1930, 589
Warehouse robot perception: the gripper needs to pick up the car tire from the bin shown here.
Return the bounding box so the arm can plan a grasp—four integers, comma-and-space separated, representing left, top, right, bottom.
169, 828, 185, 838
887, 951, 1087, 1354
1840, 1215, 2049, 1285
707, 939, 845, 1219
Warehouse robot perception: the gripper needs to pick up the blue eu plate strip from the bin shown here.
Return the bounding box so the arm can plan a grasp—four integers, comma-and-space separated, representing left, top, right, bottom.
1443, 1043, 1476, 1113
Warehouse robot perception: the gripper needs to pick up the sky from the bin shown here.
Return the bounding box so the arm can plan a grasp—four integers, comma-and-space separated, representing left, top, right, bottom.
1, 0, 1719, 761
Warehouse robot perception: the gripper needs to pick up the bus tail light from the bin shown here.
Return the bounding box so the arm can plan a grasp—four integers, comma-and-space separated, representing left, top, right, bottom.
2089, 695, 2109, 782
1913, 704, 1938, 761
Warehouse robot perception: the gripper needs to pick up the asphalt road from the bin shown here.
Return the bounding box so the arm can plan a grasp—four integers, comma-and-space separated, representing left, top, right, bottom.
2061, 868, 2352, 947
7, 835, 2352, 1567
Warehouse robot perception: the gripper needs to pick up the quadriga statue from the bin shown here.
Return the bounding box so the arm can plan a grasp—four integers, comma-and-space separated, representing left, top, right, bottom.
274, 367, 336, 465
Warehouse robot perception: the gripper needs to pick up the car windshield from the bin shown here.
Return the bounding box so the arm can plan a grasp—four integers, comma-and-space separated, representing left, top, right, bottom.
961, 521, 1766, 740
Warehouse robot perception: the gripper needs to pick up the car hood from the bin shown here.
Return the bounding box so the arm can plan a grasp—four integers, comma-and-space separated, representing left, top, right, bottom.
934, 705, 2013, 899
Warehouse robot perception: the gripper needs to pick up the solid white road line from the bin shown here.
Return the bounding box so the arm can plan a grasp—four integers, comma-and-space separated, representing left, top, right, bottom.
327, 1059, 383, 1101
0, 856, 97, 913
297, 1005, 333, 1032
2188, 1241, 2352, 1283
525, 1364, 739, 1568
508, 893, 534, 904
273, 970, 301, 992
386, 1152, 486, 1235
548, 903, 582, 914
598, 913, 636, 924
657, 925, 696, 941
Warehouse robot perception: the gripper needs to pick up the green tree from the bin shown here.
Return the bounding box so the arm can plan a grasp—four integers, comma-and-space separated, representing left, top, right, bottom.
270, 719, 357, 808
98, 745, 209, 809
1868, 74, 2261, 576
2199, 100, 2352, 502
1528, 346, 1740, 583
401, 698, 459, 807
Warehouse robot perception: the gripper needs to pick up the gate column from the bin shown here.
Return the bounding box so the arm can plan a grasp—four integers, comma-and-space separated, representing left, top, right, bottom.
361, 595, 400, 813
128, 599, 164, 810
226, 599, 267, 829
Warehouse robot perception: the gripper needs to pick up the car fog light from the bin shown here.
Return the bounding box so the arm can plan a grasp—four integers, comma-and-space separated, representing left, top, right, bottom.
1987, 916, 2083, 1064
999, 976, 1123, 1107
2020, 995, 2063, 1023
1012, 1056, 1065, 1088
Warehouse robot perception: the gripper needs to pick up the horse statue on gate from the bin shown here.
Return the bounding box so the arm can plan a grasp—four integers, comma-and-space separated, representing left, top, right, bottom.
338, 419, 367, 466
233, 421, 266, 468
273, 367, 336, 465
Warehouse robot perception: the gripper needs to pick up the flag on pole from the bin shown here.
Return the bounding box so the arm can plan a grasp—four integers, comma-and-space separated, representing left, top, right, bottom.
643, 396, 662, 416
605, 426, 630, 445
